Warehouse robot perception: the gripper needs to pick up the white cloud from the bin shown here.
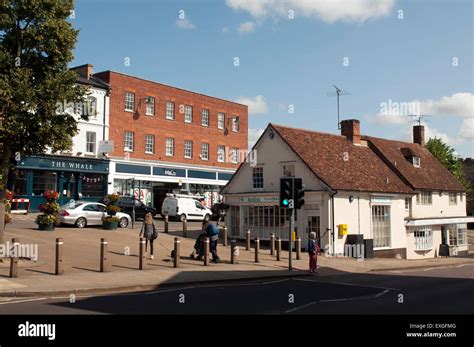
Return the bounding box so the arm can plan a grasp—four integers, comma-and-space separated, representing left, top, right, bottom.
226, 0, 395, 23
235, 95, 269, 115
238, 21, 256, 34
222, 26, 229, 33
176, 17, 195, 29
460, 118, 474, 141
417, 92, 474, 118
248, 128, 265, 148
365, 113, 410, 125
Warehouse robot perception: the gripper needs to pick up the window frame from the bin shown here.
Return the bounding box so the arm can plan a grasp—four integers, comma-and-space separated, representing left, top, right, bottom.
232, 115, 239, 132
125, 92, 135, 112
145, 134, 155, 154
184, 140, 193, 159
145, 96, 155, 116
218, 112, 225, 129
166, 101, 175, 120
217, 145, 225, 163
124, 131, 134, 152
201, 143, 209, 161
85, 131, 96, 154
230, 147, 239, 164
202, 109, 209, 127
371, 205, 391, 248
412, 156, 421, 168
414, 227, 433, 251
165, 137, 174, 157
184, 105, 193, 123
252, 167, 264, 189
417, 191, 432, 205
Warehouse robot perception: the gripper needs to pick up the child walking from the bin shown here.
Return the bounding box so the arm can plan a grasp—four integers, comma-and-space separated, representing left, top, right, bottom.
308, 232, 319, 274
139, 212, 158, 259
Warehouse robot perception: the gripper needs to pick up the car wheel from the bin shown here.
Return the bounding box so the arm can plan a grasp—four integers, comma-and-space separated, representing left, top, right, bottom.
119, 217, 129, 228
204, 214, 211, 222
75, 217, 87, 228
180, 214, 187, 222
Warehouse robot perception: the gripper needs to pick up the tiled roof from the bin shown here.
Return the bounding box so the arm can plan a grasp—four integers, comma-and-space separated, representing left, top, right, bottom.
271, 124, 413, 193
365, 136, 465, 192
75, 75, 110, 90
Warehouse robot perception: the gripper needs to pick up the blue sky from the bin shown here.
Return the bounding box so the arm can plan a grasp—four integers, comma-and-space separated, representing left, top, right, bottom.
71, 0, 473, 157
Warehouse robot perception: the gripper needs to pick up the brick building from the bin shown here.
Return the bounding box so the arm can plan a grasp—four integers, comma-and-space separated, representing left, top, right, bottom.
93, 70, 248, 212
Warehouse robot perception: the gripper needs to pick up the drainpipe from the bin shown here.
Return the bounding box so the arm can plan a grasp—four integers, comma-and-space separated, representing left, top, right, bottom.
358, 196, 360, 234
330, 190, 338, 256
102, 92, 107, 141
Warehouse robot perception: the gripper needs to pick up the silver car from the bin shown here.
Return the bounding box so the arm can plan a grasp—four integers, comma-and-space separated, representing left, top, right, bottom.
59, 202, 131, 228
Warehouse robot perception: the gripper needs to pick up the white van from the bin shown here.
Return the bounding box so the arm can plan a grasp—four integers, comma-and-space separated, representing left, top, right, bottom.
161, 194, 212, 222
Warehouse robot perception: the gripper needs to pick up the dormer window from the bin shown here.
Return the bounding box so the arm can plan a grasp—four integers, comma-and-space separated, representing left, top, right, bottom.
412, 156, 420, 167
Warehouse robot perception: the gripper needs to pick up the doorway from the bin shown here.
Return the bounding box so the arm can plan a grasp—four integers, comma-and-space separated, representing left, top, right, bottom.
306, 214, 321, 251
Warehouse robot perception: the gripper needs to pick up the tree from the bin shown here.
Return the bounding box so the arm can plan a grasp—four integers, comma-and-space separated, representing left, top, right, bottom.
426, 137, 472, 193
0, 0, 86, 199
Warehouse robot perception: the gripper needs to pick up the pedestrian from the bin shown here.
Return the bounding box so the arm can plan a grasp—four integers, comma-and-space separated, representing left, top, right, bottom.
139, 212, 158, 259
308, 232, 319, 273
203, 220, 220, 263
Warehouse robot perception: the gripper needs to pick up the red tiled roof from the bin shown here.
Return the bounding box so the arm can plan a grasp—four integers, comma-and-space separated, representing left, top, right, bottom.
271, 124, 413, 193
365, 136, 465, 192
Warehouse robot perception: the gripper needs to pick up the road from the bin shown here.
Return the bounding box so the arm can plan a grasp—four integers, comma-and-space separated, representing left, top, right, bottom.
0, 264, 473, 315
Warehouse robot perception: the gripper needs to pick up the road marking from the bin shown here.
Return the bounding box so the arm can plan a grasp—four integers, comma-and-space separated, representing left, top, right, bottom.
388, 263, 474, 273
0, 297, 47, 305
293, 278, 400, 291
285, 289, 391, 313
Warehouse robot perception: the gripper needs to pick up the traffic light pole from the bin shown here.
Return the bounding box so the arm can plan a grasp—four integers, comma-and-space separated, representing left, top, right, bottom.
289, 207, 293, 271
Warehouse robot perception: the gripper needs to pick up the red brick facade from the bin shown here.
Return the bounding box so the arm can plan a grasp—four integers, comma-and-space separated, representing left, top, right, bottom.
94, 71, 248, 169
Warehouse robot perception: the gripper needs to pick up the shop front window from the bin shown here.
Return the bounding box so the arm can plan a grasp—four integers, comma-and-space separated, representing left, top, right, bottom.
32, 171, 57, 196
81, 174, 105, 198
13, 170, 28, 196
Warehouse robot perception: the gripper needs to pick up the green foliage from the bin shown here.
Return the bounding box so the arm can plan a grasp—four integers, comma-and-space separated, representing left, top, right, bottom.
0, 0, 86, 196
35, 214, 57, 225
426, 137, 471, 193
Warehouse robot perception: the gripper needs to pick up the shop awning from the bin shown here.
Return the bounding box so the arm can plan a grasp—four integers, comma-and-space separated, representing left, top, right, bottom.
405, 216, 474, 227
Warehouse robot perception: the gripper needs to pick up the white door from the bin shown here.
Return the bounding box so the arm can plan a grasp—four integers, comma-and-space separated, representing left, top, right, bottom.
304, 212, 322, 251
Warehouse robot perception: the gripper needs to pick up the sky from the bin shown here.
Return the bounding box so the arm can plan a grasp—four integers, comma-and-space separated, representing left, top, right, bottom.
71, 0, 473, 157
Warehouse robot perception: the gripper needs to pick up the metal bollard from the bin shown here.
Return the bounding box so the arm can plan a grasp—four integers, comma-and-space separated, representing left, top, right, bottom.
203, 237, 210, 266
164, 214, 169, 234
55, 238, 64, 275
255, 237, 260, 263
222, 226, 228, 247
100, 238, 108, 272
246, 230, 251, 251
173, 237, 180, 268
9, 238, 19, 278
182, 218, 187, 238
296, 237, 301, 260
231, 239, 238, 264
276, 237, 281, 261
270, 233, 275, 256
139, 237, 145, 270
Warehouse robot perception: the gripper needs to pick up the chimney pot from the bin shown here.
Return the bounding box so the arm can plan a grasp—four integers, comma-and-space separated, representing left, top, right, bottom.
340, 119, 361, 144
413, 125, 425, 146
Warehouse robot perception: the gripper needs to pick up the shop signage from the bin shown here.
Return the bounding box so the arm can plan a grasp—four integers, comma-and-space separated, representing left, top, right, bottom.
17, 155, 109, 174
239, 196, 278, 203
153, 166, 186, 177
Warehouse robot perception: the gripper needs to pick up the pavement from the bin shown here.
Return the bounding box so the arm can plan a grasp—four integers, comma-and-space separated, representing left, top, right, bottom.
0, 218, 473, 297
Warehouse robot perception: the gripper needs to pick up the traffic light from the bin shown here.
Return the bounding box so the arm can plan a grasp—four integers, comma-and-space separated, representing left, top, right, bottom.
294, 178, 305, 209
280, 177, 294, 208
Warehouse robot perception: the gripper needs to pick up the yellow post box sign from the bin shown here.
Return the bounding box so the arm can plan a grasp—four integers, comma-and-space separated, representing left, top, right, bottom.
338, 224, 348, 236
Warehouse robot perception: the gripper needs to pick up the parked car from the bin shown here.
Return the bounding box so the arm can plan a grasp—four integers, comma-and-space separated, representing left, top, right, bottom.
115, 196, 157, 220
161, 195, 212, 222
59, 202, 131, 228
211, 203, 229, 221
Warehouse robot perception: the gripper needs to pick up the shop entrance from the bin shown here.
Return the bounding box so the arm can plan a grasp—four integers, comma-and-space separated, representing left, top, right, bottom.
153, 183, 180, 215
306, 214, 322, 251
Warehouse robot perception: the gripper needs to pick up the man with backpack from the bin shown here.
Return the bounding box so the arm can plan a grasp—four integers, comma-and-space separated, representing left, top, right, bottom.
203, 220, 220, 263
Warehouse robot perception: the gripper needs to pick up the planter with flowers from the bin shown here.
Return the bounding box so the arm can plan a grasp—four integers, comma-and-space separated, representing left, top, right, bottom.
102, 193, 121, 230
35, 190, 60, 231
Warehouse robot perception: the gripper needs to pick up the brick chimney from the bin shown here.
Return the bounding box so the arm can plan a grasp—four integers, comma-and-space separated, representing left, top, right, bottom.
71, 64, 94, 79
413, 125, 425, 146
341, 119, 361, 145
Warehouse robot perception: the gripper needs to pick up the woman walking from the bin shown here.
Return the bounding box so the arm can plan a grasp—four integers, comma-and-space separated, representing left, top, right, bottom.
139, 212, 158, 259
308, 232, 319, 274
